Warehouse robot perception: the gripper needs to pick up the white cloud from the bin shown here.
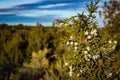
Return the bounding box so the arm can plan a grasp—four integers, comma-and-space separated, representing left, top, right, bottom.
0, 0, 43, 8
0, 12, 13, 15
16, 9, 86, 18
0, 9, 103, 27
39, 3, 68, 8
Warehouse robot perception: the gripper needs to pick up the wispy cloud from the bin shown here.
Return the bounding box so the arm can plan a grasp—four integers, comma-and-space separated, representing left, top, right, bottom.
0, 0, 42, 8
17, 9, 85, 18
39, 3, 69, 8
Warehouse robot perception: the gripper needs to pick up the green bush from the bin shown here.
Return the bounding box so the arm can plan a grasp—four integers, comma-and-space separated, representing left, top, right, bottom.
54, 0, 120, 80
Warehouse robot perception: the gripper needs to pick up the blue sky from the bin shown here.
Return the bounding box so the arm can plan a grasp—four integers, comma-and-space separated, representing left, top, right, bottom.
0, 0, 105, 27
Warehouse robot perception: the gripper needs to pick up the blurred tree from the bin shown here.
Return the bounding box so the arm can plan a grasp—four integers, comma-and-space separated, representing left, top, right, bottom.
100, 0, 120, 39
27, 24, 44, 54
25, 24, 67, 80
100, 0, 120, 71
0, 23, 9, 29
0, 26, 30, 80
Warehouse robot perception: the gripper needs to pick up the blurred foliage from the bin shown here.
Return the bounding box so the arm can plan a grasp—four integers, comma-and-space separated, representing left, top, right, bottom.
0, 24, 31, 80
100, 0, 120, 39
100, 0, 120, 75
0, 0, 120, 80
17, 48, 66, 80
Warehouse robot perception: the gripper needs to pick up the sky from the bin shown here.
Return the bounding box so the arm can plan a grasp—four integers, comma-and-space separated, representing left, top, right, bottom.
0, 0, 106, 27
